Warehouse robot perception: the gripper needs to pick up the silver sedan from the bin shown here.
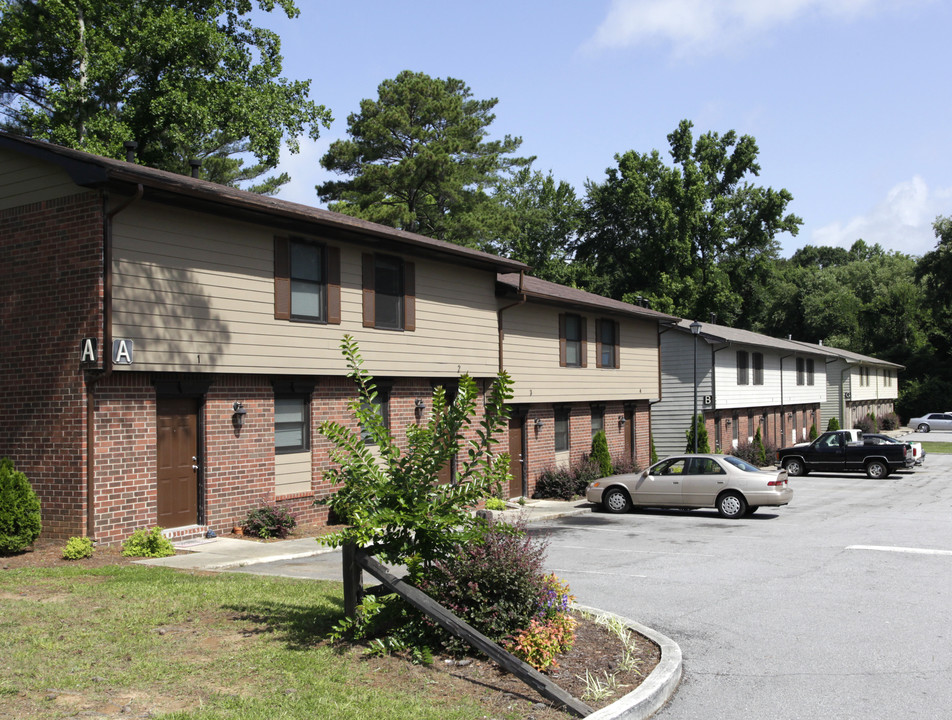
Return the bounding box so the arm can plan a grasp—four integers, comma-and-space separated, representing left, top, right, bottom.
908, 413, 952, 433
586, 454, 792, 519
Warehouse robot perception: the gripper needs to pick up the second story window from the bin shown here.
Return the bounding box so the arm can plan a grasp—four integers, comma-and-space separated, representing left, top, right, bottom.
596, 319, 619, 368
559, 314, 586, 367
737, 351, 749, 385
274, 237, 340, 324
797, 357, 806, 386
806, 358, 815, 386
752, 352, 764, 385
362, 253, 416, 331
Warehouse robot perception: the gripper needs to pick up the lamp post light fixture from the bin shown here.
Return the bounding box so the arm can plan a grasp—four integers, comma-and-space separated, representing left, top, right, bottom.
690, 320, 702, 453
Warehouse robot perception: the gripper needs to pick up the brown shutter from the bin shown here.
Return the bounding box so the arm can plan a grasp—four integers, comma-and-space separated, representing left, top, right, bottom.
614, 320, 620, 368
362, 253, 375, 328
580, 316, 588, 368
559, 314, 567, 367
274, 236, 290, 320
403, 261, 415, 331
327, 246, 341, 324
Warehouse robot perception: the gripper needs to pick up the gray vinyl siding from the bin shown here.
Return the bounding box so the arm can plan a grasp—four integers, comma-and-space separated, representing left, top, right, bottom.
0, 149, 80, 210
652, 330, 714, 458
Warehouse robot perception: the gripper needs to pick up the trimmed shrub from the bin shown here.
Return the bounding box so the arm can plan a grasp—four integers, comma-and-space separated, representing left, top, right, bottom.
809, 423, 819, 441
879, 411, 900, 431
62, 536, 94, 560
418, 519, 549, 652
484, 497, 506, 511
610, 454, 641, 475
0, 458, 42, 554
590, 430, 612, 477
854, 413, 877, 434
685, 414, 710, 453
243, 502, 297, 539
650, 434, 658, 463
533, 456, 602, 500
121, 527, 175, 558
826, 417, 841, 431
733, 431, 777, 467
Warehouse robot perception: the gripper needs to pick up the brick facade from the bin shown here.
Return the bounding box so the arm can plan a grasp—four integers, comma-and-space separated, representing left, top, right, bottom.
0, 192, 103, 538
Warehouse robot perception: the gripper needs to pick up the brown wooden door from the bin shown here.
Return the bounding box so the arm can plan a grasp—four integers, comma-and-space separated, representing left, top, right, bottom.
157, 398, 199, 527
624, 407, 635, 460
508, 416, 525, 498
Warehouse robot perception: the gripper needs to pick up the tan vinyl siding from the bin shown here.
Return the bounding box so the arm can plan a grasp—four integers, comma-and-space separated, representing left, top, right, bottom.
275, 451, 311, 496
0, 150, 81, 209
503, 303, 659, 403
110, 204, 499, 376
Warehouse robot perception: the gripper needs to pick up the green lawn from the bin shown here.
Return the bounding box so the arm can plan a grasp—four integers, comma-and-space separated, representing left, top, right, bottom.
0, 566, 506, 720
920, 440, 952, 454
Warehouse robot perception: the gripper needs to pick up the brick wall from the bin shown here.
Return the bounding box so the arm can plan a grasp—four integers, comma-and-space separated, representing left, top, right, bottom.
0, 192, 103, 539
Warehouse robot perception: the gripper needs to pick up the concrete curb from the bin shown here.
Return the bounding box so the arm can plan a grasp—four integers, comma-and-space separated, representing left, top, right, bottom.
575, 605, 682, 720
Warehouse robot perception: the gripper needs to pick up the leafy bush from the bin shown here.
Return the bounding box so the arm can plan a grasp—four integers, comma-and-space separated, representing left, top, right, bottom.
121, 527, 175, 558
732, 431, 777, 467
610, 454, 641, 475
503, 611, 577, 671
809, 423, 819, 441
0, 458, 42, 554
827, 417, 841, 431
418, 519, 548, 652
62, 536, 94, 560
483, 497, 507, 511
243, 502, 297, 539
590, 430, 612, 477
533, 456, 601, 500
879, 411, 900, 431
854, 413, 877, 434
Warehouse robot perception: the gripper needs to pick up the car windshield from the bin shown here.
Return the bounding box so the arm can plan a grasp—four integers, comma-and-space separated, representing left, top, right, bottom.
723, 456, 762, 472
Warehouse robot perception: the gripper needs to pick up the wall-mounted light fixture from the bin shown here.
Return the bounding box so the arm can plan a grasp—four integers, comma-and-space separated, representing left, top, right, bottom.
619, 416, 627, 427
232, 401, 247, 429
414, 398, 426, 420
534, 417, 544, 430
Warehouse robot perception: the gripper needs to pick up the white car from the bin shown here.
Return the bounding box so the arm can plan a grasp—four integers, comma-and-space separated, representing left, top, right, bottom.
586, 454, 792, 519
908, 413, 952, 433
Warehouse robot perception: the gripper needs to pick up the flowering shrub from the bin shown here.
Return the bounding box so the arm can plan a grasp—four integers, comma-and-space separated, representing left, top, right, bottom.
536, 573, 574, 621
533, 457, 601, 500
504, 611, 577, 671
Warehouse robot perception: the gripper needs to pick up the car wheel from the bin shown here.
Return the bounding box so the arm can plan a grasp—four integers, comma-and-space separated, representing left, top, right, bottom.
783, 458, 806, 477
745, 506, 760, 516
717, 491, 747, 519
917, 423, 930, 433
866, 460, 889, 479
602, 488, 632, 514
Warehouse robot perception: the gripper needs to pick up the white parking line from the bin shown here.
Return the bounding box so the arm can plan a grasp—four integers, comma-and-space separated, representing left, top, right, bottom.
550, 544, 716, 558
548, 568, 648, 578
847, 545, 952, 556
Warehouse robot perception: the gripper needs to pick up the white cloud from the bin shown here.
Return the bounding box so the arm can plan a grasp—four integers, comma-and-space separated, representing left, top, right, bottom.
811, 176, 952, 257
585, 0, 906, 56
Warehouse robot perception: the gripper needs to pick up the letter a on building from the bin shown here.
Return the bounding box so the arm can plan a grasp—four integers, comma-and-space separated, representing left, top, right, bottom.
80, 338, 98, 364
112, 339, 134, 365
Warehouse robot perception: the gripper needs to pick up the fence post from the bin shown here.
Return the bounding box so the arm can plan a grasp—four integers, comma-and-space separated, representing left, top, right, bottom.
342, 542, 363, 618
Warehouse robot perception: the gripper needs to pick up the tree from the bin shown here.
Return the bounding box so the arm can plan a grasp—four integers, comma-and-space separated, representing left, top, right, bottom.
318, 335, 513, 580
484, 166, 585, 283
0, 0, 331, 193
685, 414, 710, 454
317, 70, 529, 248
577, 120, 802, 323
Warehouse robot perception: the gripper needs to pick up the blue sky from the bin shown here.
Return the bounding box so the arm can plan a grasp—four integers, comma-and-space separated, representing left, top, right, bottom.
266, 0, 951, 258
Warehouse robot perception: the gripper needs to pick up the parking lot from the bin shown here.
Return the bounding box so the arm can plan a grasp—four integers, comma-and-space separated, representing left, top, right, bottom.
534, 453, 952, 719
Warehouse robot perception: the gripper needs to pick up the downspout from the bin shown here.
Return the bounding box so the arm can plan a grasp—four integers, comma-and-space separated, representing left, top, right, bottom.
497, 270, 526, 372
712, 344, 730, 447
86, 184, 143, 539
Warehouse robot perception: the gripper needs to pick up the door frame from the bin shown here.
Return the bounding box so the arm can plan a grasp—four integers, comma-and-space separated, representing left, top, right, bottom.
155, 386, 207, 528
508, 406, 528, 498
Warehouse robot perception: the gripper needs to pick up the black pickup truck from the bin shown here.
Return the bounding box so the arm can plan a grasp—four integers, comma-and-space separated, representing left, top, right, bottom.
776, 430, 913, 479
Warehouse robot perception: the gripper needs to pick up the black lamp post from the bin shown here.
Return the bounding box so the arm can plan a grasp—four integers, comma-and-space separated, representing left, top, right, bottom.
691, 320, 702, 453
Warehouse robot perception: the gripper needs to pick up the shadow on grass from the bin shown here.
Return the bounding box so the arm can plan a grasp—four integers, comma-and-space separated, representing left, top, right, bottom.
224, 596, 345, 650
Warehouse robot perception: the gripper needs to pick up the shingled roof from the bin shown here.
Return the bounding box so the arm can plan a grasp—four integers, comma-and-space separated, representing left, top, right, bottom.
0, 131, 528, 274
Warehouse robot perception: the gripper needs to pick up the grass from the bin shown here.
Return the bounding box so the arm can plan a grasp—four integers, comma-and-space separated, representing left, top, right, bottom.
920, 441, 952, 454
0, 566, 507, 720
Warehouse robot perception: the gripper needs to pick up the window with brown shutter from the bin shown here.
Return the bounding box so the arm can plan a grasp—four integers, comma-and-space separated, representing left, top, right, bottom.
274, 237, 339, 324
559, 313, 586, 367
362, 253, 415, 331
596, 319, 620, 368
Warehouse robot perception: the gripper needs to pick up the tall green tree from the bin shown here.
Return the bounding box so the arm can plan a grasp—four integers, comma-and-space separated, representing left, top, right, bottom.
577, 120, 802, 323
0, 0, 331, 193
485, 166, 584, 283
317, 70, 529, 248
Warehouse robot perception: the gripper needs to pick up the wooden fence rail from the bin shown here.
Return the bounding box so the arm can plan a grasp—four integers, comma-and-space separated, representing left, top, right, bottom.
346, 544, 593, 717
